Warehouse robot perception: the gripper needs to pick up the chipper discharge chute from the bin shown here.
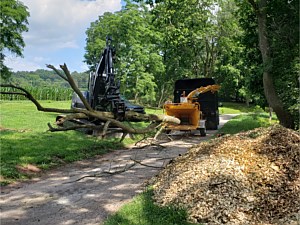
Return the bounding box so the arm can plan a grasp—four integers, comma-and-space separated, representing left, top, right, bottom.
164, 84, 220, 136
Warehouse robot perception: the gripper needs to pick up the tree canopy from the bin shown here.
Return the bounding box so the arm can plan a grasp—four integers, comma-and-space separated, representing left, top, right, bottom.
0, 0, 30, 79
83, 0, 298, 128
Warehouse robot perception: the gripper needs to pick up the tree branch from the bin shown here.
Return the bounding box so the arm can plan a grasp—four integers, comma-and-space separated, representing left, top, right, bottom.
59, 63, 93, 111
130, 157, 165, 169
46, 64, 68, 82
48, 122, 104, 132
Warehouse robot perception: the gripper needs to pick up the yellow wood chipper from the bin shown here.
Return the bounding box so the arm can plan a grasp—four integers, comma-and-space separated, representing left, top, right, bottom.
163, 84, 220, 136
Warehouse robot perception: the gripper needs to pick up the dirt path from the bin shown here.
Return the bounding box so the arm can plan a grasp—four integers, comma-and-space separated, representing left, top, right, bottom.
0, 114, 237, 225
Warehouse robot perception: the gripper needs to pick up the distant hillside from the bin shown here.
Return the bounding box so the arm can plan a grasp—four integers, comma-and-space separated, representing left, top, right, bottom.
10, 69, 89, 89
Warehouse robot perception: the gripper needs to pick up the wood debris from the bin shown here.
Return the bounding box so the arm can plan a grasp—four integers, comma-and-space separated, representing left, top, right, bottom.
152, 125, 300, 224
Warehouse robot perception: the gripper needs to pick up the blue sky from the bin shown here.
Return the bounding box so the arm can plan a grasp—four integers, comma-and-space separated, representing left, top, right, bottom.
5, 0, 125, 73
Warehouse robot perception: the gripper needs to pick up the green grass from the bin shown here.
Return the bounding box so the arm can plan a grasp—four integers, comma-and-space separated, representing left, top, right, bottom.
219, 102, 260, 114
0, 100, 124, 185
145, 107, 163, 115
218, 113, 278, 135
104, 189, 196, 225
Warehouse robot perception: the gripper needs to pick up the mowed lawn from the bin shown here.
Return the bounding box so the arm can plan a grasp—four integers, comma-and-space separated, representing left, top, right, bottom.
0, 100, 124, 185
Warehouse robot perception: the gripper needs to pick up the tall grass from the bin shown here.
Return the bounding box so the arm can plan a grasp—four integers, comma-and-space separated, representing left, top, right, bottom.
0, 86, 73, 101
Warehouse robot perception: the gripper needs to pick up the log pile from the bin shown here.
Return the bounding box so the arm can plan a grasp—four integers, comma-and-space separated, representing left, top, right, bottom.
152, 125, 300, 224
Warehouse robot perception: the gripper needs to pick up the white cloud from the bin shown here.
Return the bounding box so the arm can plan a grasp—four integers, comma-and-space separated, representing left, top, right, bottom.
5, 56, 42, 72
21, 0, 122, 50
5, 0, 122, 72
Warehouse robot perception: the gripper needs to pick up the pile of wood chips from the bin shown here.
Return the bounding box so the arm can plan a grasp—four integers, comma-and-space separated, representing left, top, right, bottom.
152, 125, 300, 224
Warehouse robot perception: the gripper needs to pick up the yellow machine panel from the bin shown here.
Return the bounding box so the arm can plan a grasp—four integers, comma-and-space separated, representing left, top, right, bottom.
164, 102, 200, 130
163, 84, 220, 135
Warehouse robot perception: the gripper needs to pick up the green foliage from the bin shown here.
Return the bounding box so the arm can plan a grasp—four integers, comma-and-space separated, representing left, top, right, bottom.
1, 69, 89, 101
85, 1, 164, 105
0, 0, 30, 79
5, 69, 89, 89
104, 189, 195, 225
236, 0, 299, 129
152, 0, 217, 78
219, 102, 259, 114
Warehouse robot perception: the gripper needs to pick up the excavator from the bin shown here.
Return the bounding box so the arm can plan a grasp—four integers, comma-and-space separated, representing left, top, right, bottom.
164, 83, 220, 136
70, 36, 145, 122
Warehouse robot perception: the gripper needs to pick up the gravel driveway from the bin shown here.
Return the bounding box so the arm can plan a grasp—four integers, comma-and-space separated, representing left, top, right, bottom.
0, 114, 237, 225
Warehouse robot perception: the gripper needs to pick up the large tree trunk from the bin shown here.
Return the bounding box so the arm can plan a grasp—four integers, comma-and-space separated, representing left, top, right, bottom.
250, 0, 294, 128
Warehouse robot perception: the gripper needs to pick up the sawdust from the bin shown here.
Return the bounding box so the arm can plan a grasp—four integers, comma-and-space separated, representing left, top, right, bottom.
152, 125, 300, 225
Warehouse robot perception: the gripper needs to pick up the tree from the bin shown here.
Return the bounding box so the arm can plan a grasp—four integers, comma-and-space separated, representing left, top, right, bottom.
84, 1, 164, 105
0, 0, 30, 79
213, 0, 246, 102
240, 0, 299, 128
151, 0, 219, 79
145, 0, 248, 103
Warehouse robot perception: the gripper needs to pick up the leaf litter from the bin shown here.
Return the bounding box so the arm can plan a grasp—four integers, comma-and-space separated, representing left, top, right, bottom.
152, 125, 300, 224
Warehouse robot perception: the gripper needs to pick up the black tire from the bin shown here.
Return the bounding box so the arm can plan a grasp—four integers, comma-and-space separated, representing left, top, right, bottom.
200, 128, 206, 137
165, 130, 171, 134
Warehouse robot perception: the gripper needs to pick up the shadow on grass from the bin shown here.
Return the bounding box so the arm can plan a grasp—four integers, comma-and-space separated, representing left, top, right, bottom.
0, 130, 124, 184
104, 189, 195, 225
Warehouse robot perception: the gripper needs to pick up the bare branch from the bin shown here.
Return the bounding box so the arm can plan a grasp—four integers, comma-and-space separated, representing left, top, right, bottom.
59, 64, 93, 111
130, 157, 165, 169
48, 122, 104, 132
46, 64, 68, 81
63, 162, 136, 183
56, 113, 90, 125
154, 125, 164, 140
0, 91, 27, 96
101, 121, 111, 138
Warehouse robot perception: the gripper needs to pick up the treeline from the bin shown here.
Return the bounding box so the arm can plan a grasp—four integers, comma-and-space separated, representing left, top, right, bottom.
0, 69, 88, 101
9, 69, 89, 89
83, 0, 298, 128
